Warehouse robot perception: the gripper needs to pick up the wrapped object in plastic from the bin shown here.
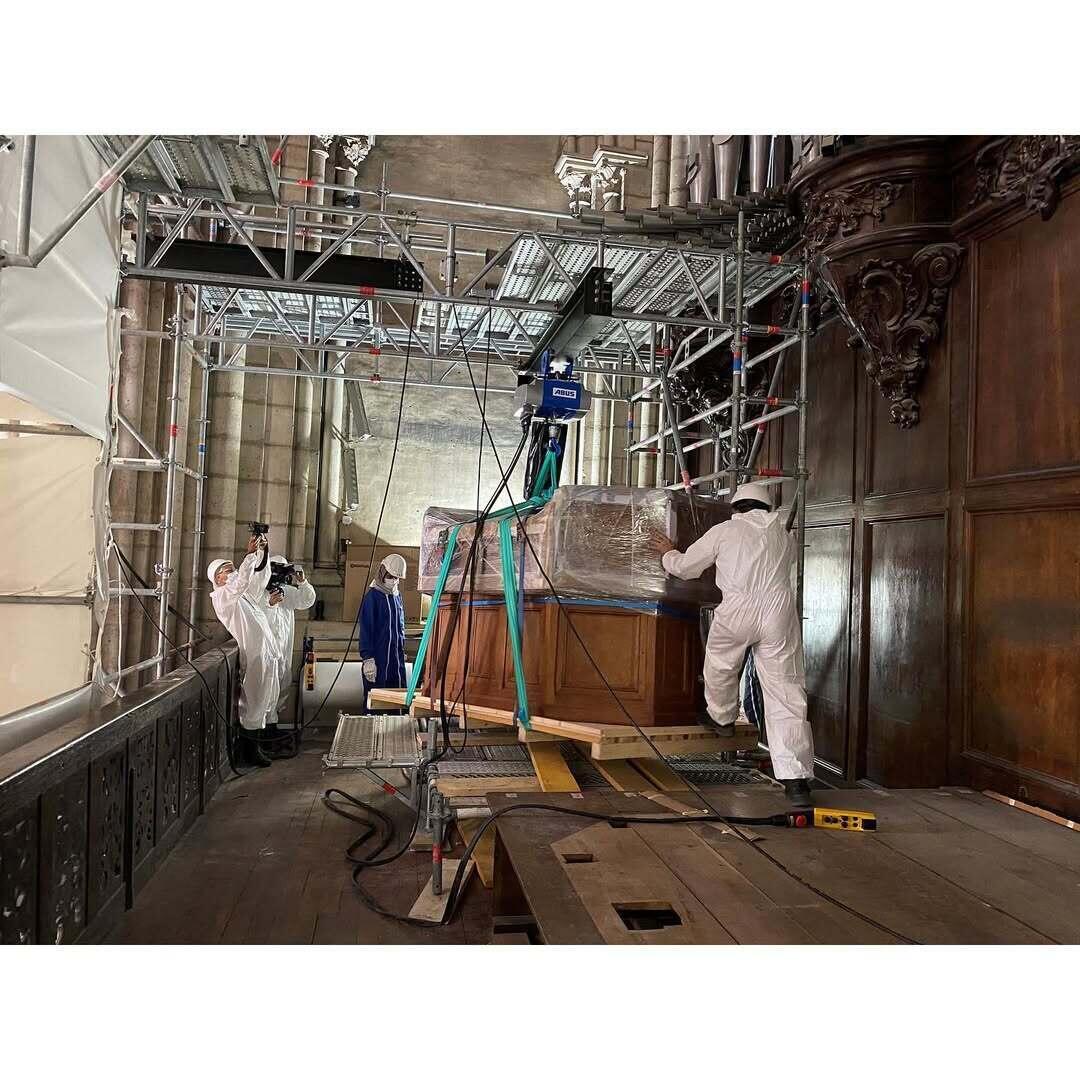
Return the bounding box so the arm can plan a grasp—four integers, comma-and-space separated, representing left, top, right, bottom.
417, 506, 547, 594
419, 486, 730, 605
537, 485, 730, 603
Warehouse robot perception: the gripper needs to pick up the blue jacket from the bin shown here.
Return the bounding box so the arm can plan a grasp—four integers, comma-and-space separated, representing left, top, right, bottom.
359, 587, 406, 689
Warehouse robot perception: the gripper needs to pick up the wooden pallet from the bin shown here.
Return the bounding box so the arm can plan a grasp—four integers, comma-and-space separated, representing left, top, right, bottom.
367, 689, 759, 760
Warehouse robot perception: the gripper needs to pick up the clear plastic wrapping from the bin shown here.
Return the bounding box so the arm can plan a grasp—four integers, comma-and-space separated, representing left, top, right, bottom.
419, 485, 730, 605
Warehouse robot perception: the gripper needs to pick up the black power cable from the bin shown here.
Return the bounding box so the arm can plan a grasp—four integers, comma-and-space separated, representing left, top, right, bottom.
297, 301, 420, 737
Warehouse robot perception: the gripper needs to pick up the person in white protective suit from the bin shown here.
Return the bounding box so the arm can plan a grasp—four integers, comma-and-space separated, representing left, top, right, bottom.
207, 537, 283, 768
651, 483, 816, 806
251, 555, 317, 727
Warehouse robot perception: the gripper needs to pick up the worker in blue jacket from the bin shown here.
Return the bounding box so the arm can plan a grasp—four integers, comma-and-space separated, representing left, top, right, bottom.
359, 553, 408, 704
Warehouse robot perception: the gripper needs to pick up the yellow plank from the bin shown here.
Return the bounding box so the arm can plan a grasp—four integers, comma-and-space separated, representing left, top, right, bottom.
527, 742, 580, 793
630, 757, 690, 792
593, 759, 654, 792
456, 818, 495, 888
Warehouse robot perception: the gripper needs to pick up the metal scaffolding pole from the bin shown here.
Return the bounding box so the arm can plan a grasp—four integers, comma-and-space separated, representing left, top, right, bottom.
794, 257, 811, 616
156, 287, 183, 679
16, 135, 37, 257
186, 288, 210, 658
727, 211, 747, 502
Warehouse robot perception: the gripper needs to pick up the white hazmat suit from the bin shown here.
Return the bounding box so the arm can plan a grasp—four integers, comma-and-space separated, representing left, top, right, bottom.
661, 493, 815, 780
252, 555, 317, 712
208, 553, 282, 731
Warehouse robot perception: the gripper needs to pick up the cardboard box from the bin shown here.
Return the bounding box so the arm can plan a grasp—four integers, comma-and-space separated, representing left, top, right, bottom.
343, 544, 422, 624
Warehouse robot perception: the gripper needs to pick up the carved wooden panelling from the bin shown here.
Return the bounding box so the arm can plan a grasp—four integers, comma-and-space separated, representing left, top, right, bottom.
180, 700, 201, 814
0, 805, 38, 945
972, 187, 1080, 480
87, 747, 126, 922
38, 771, 88, 945
802, 525, 852, 773
129, 724, 157, 868
156, 709, 181, 842
202, 691, 220, 800
968, 509, 1080, 786
865, 517, 948, 788
867, 328, 949, 497
784, 318, 857, 506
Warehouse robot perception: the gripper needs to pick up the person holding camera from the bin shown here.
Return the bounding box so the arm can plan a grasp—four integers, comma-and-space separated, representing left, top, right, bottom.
206, 534, 283, 768
252, 555, 317, 725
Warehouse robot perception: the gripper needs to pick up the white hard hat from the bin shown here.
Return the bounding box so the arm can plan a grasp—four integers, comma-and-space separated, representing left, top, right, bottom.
206, 558, 229, 583
381, 553, 407, 580
270, 555, 287, 565
732, 483, 772, 506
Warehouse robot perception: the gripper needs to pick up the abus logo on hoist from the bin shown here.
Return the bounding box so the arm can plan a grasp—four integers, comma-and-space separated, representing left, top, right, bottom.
551, 387, 576, 399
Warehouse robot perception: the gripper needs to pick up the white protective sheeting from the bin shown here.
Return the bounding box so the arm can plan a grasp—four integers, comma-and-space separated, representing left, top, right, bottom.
0, 135, 122, 440
0, 392, 100, 713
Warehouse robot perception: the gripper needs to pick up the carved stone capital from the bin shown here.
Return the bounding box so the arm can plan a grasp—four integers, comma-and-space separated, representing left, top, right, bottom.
970, 135, 1080, 220
554, 144, 648, 215
822, 242, 964, 428
800, 179, 905, 252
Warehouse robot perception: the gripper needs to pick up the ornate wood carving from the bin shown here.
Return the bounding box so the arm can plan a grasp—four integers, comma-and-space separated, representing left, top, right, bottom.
202, 691, 220, 802
0, 806, 38, 944
156, 710, 181, 841
824, 242, 964, 428
970, 135, 1080, 220
130, 725, 157, 869
800, 180, 905, 251
180, 701, 201, 813
87, 748, 126, 921
39, 771, 88, 944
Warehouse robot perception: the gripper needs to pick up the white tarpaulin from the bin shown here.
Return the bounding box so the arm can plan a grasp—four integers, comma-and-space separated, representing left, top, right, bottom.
0, 135, 122, 440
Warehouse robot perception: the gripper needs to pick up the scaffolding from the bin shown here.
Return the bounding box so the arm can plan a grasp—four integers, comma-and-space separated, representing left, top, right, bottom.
5, 135, 816, 687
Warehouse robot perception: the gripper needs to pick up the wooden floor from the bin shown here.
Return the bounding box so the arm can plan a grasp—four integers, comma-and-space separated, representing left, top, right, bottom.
105, 733, 1080, 946
106, 732, 493, 945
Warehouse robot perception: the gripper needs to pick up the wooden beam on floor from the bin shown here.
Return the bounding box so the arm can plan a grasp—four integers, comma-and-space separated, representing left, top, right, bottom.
527, 743, 580, 793
456, 818, 495, 888
593, 759, 652, 791
630, 756, 690, 792
369, 689, 758, 759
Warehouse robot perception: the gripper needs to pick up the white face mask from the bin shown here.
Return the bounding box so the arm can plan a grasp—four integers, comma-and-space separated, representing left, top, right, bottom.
385, 577, 399, 589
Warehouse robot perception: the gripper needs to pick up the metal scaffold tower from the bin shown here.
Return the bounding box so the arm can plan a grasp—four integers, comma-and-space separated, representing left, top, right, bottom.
64, 136, 817, 685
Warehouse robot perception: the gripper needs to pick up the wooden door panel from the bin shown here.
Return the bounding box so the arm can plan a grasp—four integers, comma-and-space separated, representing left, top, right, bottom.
971, 188, 1080, 479
967, 509, 1080, 786
865, 517, 948, 787
803, 524, 852, 773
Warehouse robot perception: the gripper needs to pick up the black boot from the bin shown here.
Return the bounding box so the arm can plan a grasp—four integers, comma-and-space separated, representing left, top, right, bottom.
783, 779, 813, 807
243, 732, 273, 768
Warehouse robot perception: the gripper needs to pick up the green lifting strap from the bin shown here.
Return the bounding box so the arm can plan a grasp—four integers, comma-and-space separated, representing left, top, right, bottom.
405, 522, 462, 708
406, 446, 561, 724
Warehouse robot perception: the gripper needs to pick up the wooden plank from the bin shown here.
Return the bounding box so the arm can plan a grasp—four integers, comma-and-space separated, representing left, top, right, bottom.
901, 789, 1080, 877
408, 859, 473, 923
550, 821, 737, 944
630, 757, 690, 792
370, 689, 758, 758
434, 776, 540, 797
527, 743, 580, 793
456, 818, 495, 888
695, 801, 1052, 944
590, 727, 757, 760
631, 823, 816, 944
981, 791, 1080, 832
593, 759, 653, 791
